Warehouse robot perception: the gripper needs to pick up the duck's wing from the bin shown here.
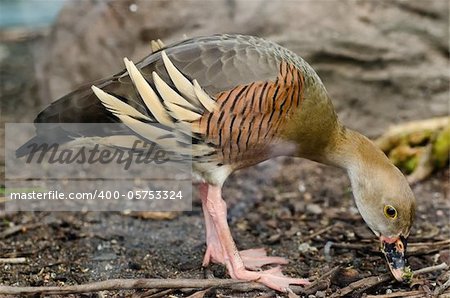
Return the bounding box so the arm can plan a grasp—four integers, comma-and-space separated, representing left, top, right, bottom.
35, 35, 285, 124
17, 35, 304, 176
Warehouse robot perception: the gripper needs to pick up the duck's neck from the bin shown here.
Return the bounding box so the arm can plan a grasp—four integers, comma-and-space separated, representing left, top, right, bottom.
323, 127, 391, 172
322, 126, 394, 186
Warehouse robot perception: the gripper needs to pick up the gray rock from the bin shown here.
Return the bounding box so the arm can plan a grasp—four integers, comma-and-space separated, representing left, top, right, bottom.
35, 0, 448, 136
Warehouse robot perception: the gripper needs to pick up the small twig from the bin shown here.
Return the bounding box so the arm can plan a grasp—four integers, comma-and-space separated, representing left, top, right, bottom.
413, 262, 448, 275
0, 225, 26, 238
323, 239, 450, 256
147, 289, 174, 298
0, 257, 27, 264
330, 274, 392, 297
0, 279, 245, 295
365, 290, 428, 298
185, 288, 210, 298
274, 192, 299, 200
331, 263, 448, 297
0, 270, 334, 296
0, 263, 446, 296
325, 241, 375, 251
131, 288, 166, 298
301, 265, 340, 294
434, 275, 450, 296
0, 223, 44, 238
302, 225, 334, 241
408, 239, 450, 255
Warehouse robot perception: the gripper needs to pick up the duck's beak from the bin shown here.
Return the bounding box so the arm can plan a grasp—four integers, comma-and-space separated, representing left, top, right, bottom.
380, 235, 411, 282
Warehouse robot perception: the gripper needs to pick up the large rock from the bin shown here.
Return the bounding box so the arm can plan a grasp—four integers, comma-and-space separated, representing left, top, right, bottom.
35, 0, 449, 136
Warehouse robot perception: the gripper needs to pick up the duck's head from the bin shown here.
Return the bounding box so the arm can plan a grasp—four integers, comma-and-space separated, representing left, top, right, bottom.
324, 128, 416, 282
346, 138, 416, 282
355, 176, 415, 281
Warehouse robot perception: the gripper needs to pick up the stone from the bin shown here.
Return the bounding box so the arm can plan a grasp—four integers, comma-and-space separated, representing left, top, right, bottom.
34, 0, 448, 137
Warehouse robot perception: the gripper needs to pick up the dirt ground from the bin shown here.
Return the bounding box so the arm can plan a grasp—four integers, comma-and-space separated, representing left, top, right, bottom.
1, 29, 449, 298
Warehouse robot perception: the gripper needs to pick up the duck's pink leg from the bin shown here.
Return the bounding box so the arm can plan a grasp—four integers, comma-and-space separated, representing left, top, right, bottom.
200, 184, 288, 269
200, 183, 226, 265
199, 183, 309, 292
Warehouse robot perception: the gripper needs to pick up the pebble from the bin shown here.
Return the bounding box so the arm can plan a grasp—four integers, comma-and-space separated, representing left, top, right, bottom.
315, 291, 326, 298
298, 182, 306, 192
324, 241, 334, 261
303, 192, 313, 201
104, 263, 113, 271
345, 230, 355, 239
306, 203, 322, 215
298, 243, 318, 254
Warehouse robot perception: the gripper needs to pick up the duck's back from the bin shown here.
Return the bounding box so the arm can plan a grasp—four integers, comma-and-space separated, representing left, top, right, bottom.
36, 35, 300, 121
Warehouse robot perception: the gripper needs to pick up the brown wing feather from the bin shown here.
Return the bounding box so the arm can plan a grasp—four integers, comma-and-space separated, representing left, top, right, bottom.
196, 61, 304, 168
32, 35, 285, 137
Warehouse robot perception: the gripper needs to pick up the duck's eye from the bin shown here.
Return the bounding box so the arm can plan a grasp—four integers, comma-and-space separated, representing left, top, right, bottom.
384, 205, 397, 219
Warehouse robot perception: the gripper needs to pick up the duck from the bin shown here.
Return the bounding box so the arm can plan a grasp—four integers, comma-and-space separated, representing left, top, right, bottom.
17, 34, 416, 292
